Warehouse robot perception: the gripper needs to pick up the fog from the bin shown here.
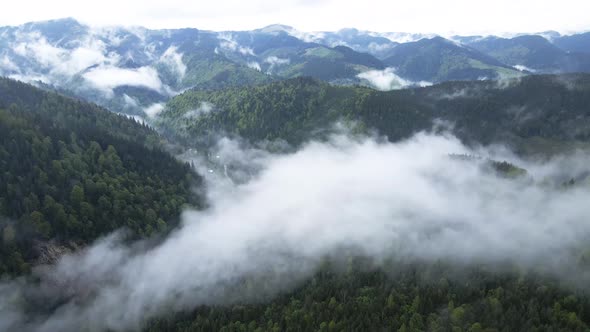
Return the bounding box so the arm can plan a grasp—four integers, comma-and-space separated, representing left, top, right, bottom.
357, 67, 432, 90
182, 101, 215, 119
1, 132, 590, 331
218, 33, 256, 56
0, 25, 182, 99
264, 56, 290, 74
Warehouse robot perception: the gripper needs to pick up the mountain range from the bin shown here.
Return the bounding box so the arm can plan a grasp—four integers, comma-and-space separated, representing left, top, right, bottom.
1, 18, 590, 120
3, 72, 590, 331
4, 17, 590, 332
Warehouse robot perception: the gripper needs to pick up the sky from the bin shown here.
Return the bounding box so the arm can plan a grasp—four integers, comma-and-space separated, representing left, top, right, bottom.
1, 0, 589, 35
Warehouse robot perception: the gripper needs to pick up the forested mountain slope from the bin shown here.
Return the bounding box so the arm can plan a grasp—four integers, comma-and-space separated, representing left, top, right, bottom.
553, 32, 590, 54
5, 16, 590, 332
3, 76, 590, 332
465, 35, 590, 73
160, 74, 590, 155
147, 262, 590, 331
150, 74, 590, 332
0, 77, 202, 276
382, 37, 522, 82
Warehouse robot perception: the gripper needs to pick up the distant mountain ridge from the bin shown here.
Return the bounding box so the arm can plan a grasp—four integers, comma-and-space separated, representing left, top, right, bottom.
1, 18, 590, 119
0, 19, 391, 117
382, 36, 521, 82
463, 35, 590, 73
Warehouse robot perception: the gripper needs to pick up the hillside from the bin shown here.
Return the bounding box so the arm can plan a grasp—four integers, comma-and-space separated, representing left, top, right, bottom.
160, 74, 590, 155
146, 262, 590, 331
382, 37, 522, 82
466, 35, 590, 73
5, 17, 590, 332
312, 28, 400, 59
554, 32, 590, 54
0, 77, 202, 276
215, 29, 386, 83
150, 73, 590, 332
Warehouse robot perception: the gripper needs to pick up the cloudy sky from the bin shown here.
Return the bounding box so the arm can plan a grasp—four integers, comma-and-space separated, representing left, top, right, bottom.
1, 0, 589, 34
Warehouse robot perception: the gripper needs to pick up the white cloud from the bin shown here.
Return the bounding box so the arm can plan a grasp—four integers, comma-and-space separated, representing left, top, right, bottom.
513, 64, 537, 73
8, 31, 120, 85
264, 56, 290, 65
0, 56, 19, 72
376, 32, 435, 43
264, 56, 290, 74
159, 46, 186, 78
90, 26, 128, 47
2, 132, 590, 331
431, 87, 477, 100
285, 29, 325, 43
218, 33, 255, 56
122, 94, 139, 108
328, 40, 350, 48
12, 35, 64, 68
367, 41, 395, 53
83, 65, 164, 92
247, 61, 261, 71
183, 101, 215, 119
143, 102, 165, 118
357, 67, 432, 90
61, 45, 111, 75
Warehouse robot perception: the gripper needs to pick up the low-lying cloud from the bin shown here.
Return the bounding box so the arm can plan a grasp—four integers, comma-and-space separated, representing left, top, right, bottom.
143, 102, 165, 118
357, 67, 432, 90
0, 26, 176, 106
264, 56, 290, 74
376, 32, 435, 44
183, 101, 215, 119
1, 132, 590, 331
8, 31, 118, 81
159, 46, 187, 79
83, 66, 164, 94
0, 55, 19, 72
513, 64, 537, 73
367, 41, 395, 54
218, 33, 255, 56
264, 56, 290, 66
247, 61, 262, 71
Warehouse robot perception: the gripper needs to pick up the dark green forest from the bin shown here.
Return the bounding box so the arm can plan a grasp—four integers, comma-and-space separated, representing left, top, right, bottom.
147, 262, 590, 332
160, 74, 590, 155
0, 78, 202, 275
149, 74, 590, 331
3, 75, 590, 331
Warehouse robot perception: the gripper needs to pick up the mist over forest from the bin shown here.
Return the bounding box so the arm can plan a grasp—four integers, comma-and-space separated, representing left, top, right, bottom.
2, 9, 590, 331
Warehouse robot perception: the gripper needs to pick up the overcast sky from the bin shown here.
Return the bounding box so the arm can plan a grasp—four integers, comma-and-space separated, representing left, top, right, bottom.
1, 0, 589, 34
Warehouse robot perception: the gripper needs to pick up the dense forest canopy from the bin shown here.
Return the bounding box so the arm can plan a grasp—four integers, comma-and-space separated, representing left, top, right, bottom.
2, 72, 590, 332
4, 11, 590, 332
0, 77, 202, 276
143, 75, 590, 331
147, 261, 590, 332
160, 74, 590, 156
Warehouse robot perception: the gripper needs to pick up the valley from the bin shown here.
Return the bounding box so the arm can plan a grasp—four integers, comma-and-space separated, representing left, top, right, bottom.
2, 14, 590, 332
